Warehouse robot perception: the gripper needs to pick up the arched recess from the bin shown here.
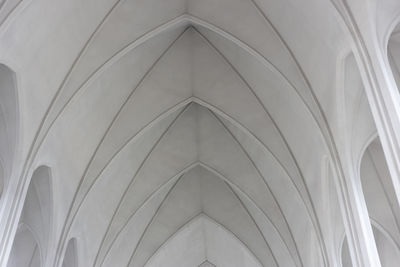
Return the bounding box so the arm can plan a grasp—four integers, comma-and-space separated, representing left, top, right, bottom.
358, 137, 400, 266
341, 223, 400, 267
7, 166, 52, 267
0, 63, 18, 200
340, 236, 352, 267
371, 224, 400, 267
339, 49, 400, 267
7, 224, 41, 267
387, 21, 400, 92
62, 238, 78, 267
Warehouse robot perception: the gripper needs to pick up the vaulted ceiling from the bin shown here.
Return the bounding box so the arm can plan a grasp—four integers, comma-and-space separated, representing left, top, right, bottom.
2, 0, 399, 266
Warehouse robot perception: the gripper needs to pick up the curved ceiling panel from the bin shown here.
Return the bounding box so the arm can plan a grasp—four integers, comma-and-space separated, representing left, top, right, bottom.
361, 139, 400, 249
127, 165, 277, 267
188, 0, 309, 95
35, 20, 331, 266
144, 215, 263, 267
66, 102, 325, 267
0, 0, 369, 266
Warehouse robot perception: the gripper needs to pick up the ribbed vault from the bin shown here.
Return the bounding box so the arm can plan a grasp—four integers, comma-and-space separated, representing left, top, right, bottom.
49, 25, 330, 267
0, 0, 372, 266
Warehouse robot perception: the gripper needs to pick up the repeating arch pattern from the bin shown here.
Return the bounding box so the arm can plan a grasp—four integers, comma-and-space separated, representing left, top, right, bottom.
62, 239, 78, 267
341, 223, 400, 267
7, 166, 52, 267
358, 137, 400, 265
1, 0, 400, 267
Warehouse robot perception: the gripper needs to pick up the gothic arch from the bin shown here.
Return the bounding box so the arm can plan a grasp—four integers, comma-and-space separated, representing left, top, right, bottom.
62, 238, 78, 267
357, 137, 400, 266
7, 165, 52, 267
341, 223, 400, 267
1, 1, 400, 267
340, 236, 353, 267
371, 223, 400, 267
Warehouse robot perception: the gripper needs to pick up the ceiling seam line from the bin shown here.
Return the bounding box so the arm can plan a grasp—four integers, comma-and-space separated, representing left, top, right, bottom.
197, 161, 299, 267
97, 162, 199, 267
195, 26, 313, 200
0, 14, 316, 266
196, 28, 324, 266
20, 0, 125, 221
7, 17, 188, 265
65, 98, 193, 264
202, 214, 266, 267
84, 150, 296, 267
142, 213, 266, 267
141, 212, 204, 267
193, 98, 318, 266
190, 25, 358, 262
188, 15, 304, 107
125, 174, 186, 267
249, 0, 342, 170
192, 97, 318, 229
28, 17, 189, 223
192, 98, 303, 203
188, 14, 332, 154
327, 2, 400, 265
52, 28, 190, 267
210, 113, 305, 267
193, 28, 315, 194
64, 98, 194, 266
49, 12, 320, 147
43, 15, 189, 154
90, 104, 191, 267
246, 3, 353, 262
225, 181, 280, 267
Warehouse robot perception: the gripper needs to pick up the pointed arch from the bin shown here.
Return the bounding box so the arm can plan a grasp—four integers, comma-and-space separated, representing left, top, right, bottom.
144, 214, 263, 267
371, 224, 400, 267
7, 165, 52, 267
340, 236, 353, 267
341, 223, 400, 267
62, 238, 78, 267
356, 136, 400, 266
360, 137, 400, 244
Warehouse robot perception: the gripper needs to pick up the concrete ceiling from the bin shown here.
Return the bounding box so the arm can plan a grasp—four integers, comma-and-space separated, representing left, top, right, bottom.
1, 0, 399, 266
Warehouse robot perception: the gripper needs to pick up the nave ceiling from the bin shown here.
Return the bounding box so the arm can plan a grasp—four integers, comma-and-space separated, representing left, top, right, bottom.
0, 0, 400, 266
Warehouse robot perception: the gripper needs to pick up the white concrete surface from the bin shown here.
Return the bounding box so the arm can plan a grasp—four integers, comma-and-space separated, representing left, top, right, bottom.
0, 0, 399, 266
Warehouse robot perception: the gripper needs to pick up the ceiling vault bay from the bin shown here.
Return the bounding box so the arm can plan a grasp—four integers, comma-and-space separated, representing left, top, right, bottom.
0, 0, 353, 266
